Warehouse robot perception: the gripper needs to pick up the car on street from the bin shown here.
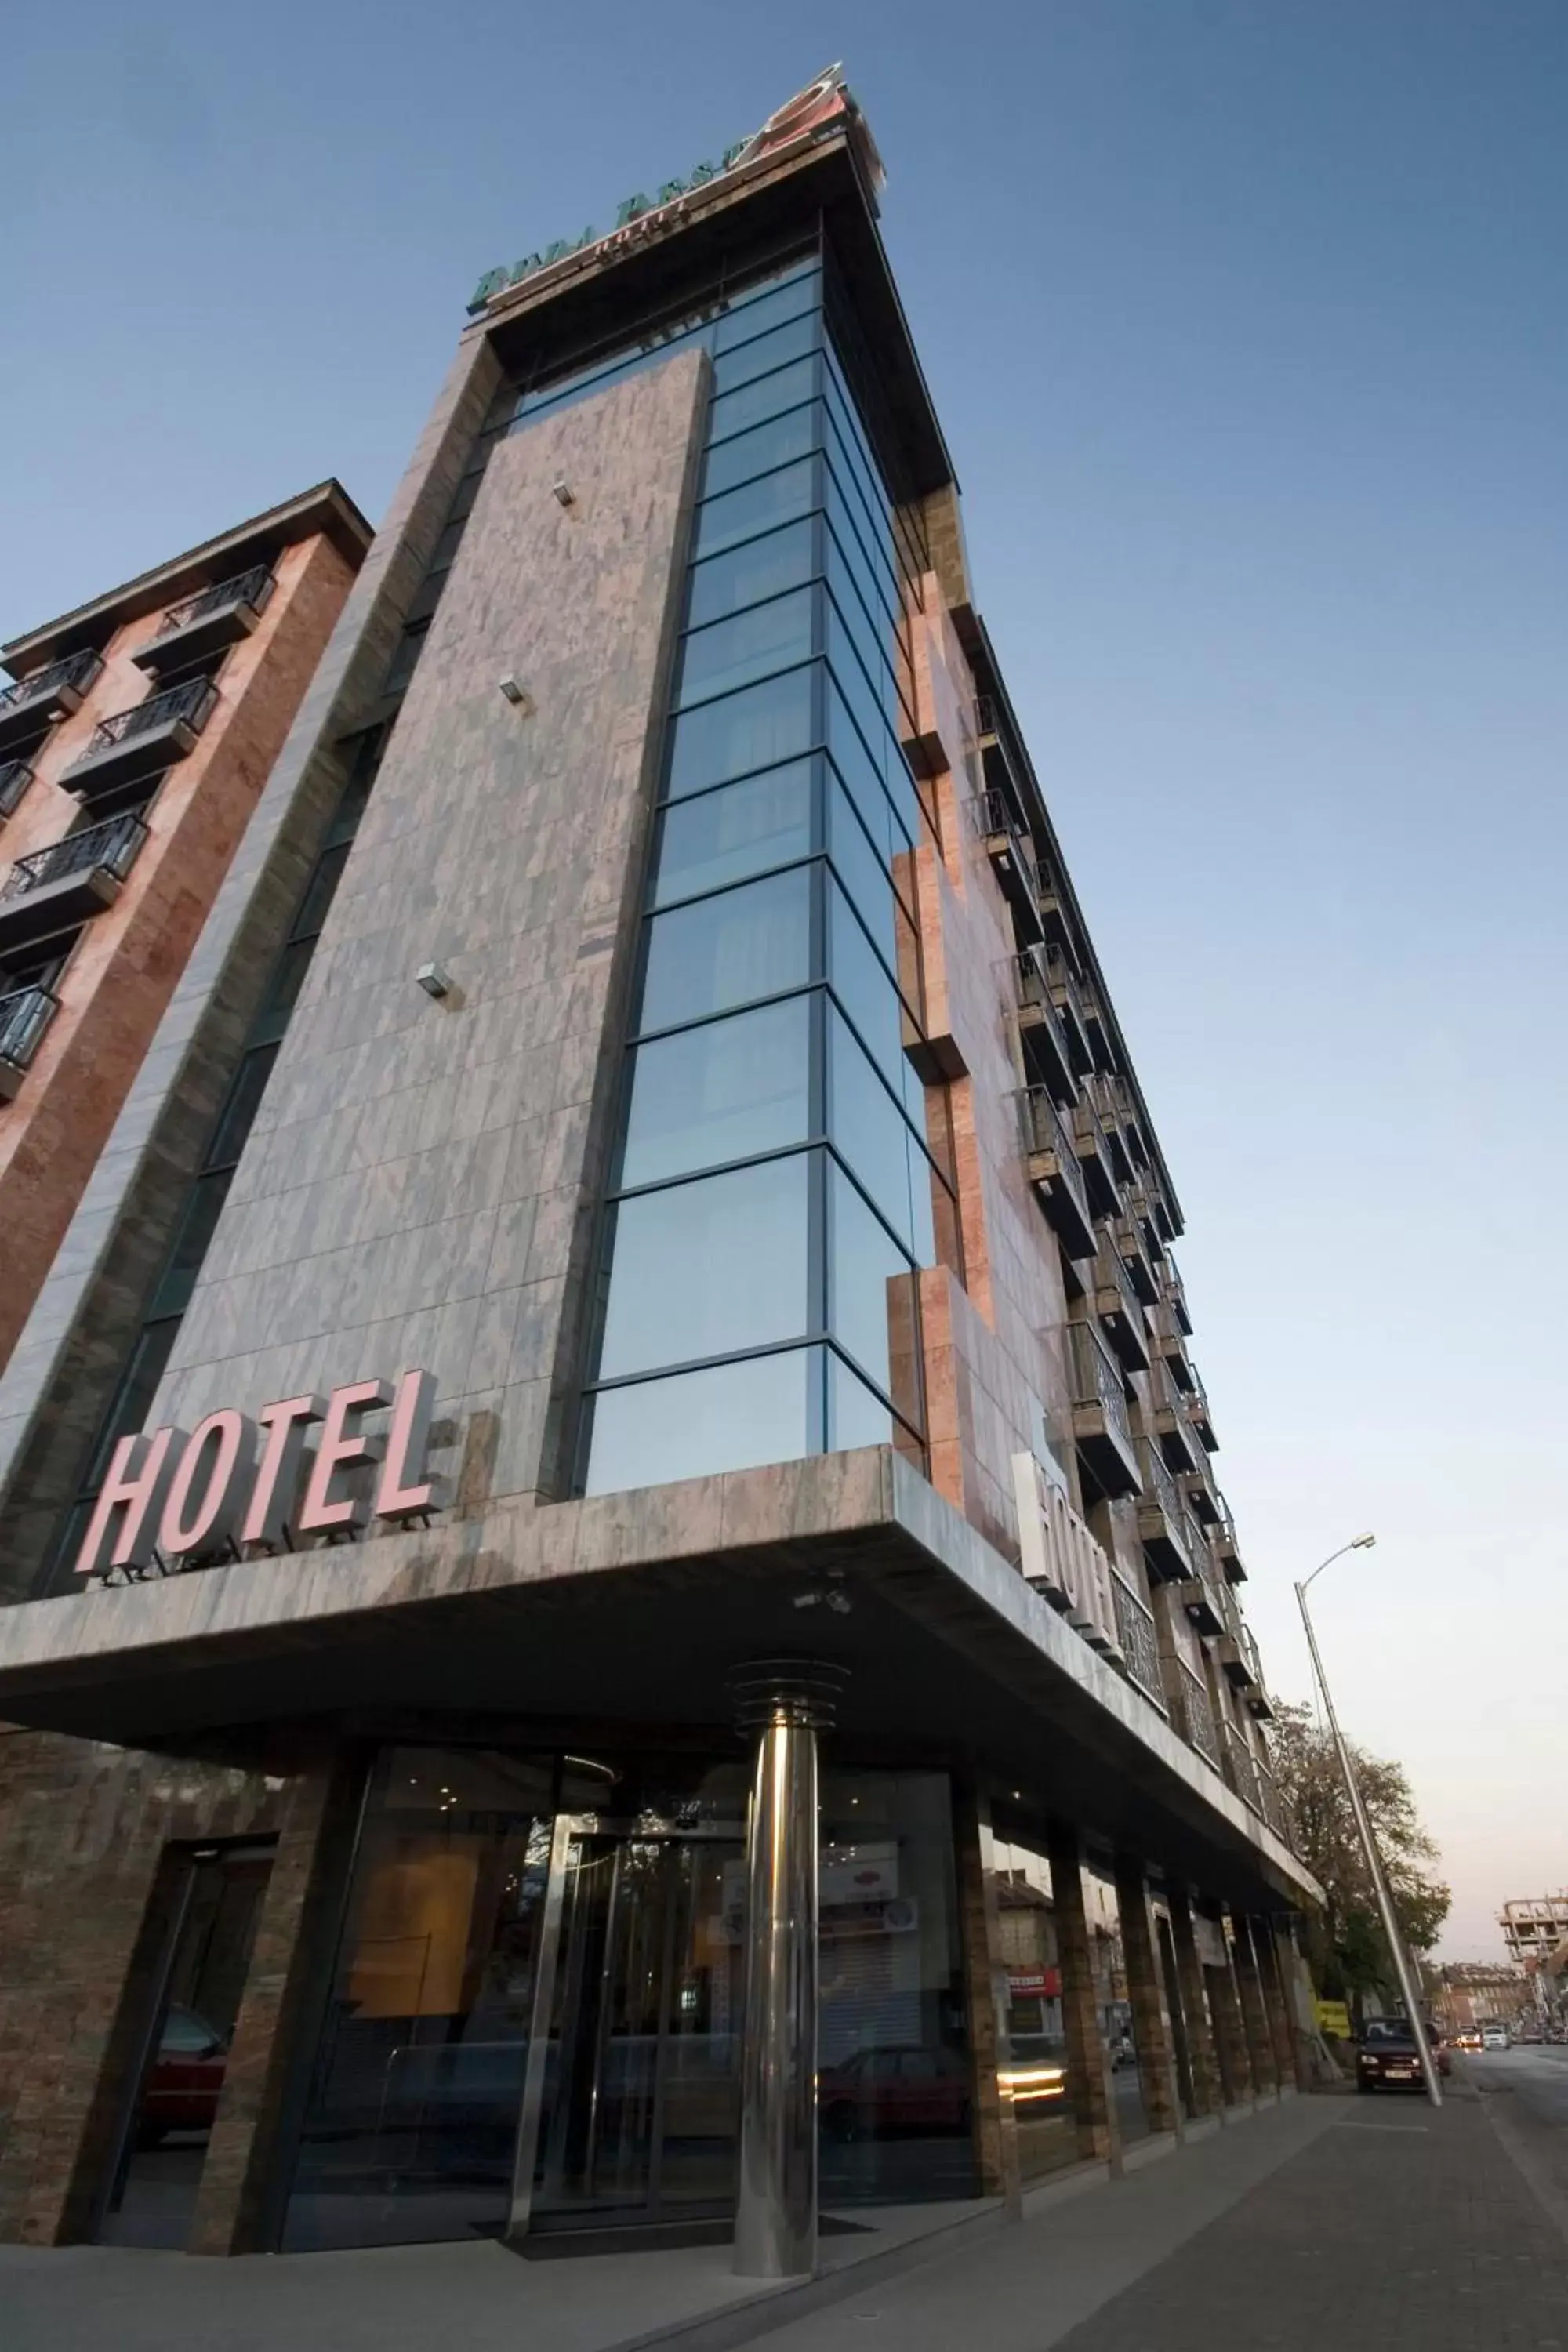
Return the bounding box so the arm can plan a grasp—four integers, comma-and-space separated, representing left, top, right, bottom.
138, 2003, 229, 2143
1356, 2017, 1447, 2092
1453, 2027, 1483, 2051
1481, 2023, 1511, 2051
818, 2045, 972, 2141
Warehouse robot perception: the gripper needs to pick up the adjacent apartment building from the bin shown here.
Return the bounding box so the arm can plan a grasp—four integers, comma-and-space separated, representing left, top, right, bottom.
1501, 1896, 1568, 1973
0, 71, 1319, 2280
0, 485, 370, 1367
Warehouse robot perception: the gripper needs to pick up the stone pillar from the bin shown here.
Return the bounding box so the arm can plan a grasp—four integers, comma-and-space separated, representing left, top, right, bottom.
1229, 1911, 1279, 2100
1200, 1903, 1254, 2107
1113, 1857, 1183, 2140
1165, 1887, 1222, 2119
1046, 1821, 1120, 2171
1266, 1919, 1314, 2092
188, 1744, 365, 2254
731, 1661, 844, 2281
953, 1786, 1021, 2214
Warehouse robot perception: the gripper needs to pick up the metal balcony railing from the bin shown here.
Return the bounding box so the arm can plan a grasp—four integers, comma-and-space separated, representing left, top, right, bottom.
1256, 1766, 1287, 1841
0, 983, 58, 1074
83, 675, 217, 754
1225, 1721, 1264, 1816
0, 760, 34, 820
1176, 1658, 1221, 1769
1142, 1437, 1183, 1534
1095, 1225, 1144, 1327
1068, 1319, 1134, 1456
2, 809, 149, 902
1163, 1260, 1192, 1335
0, 648, 102, 716
1110, 1569, 1165, 1710
155, 564, 274, 639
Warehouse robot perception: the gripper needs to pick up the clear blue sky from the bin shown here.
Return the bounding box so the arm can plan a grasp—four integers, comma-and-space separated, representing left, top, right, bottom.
7, 2, 1566, 1955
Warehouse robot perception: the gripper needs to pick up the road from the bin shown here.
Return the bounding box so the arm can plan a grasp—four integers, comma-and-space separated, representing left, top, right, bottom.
1463, 2040, 1568, 2220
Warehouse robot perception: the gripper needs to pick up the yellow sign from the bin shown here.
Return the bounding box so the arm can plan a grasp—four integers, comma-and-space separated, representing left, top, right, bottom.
1316, 1998, 1352, 2038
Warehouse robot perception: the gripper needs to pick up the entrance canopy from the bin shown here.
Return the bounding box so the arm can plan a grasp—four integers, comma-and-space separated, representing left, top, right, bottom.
0, 1446, 1318, 1915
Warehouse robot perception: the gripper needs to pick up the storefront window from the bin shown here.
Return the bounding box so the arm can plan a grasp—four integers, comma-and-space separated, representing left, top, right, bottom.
816, 1769, 975, 2206
1083, 1857, 1150, 2144
989, 1838, 1080, 2183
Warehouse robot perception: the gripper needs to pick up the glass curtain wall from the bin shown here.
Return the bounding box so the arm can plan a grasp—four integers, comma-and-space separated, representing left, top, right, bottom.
989, 1838, 1081, 2182
573, 251, 955, 1494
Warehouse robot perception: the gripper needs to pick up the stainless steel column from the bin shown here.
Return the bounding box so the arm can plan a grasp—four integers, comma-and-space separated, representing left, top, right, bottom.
731, 1660, 845, 2280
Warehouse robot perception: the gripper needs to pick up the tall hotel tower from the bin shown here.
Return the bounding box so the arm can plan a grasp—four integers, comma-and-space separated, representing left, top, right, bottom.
0, 72, 1317, 2276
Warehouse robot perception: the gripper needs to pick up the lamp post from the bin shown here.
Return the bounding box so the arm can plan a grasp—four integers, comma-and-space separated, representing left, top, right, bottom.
1295, 1534, 1443, 2109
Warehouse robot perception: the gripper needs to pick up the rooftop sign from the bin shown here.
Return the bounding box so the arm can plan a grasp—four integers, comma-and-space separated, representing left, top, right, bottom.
74, 1367, 440, 1584
467, 64, 880, 317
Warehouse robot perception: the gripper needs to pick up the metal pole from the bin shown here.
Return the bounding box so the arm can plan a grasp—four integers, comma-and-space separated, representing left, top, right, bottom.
731, 1659, 845, 2280
1294, 1579, 1442, 2108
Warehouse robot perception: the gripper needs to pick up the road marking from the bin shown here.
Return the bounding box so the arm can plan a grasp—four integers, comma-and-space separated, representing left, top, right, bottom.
1337, 2120, 1432, 2133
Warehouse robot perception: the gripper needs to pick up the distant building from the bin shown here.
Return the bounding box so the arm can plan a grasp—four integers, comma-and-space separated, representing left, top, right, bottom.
1499, 1894, 1568, 1970
1432, 1961, 1534, 2032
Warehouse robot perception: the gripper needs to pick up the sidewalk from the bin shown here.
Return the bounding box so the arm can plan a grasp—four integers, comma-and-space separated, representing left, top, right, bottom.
2, 2082, 1565, 2352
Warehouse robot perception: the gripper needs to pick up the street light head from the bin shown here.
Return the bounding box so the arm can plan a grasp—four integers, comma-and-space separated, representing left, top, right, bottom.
1352, 1532, 1377, 1550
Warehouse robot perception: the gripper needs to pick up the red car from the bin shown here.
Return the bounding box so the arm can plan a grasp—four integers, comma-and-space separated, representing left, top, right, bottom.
139, 2005, 228, 2143
819, 2046, 971, 2142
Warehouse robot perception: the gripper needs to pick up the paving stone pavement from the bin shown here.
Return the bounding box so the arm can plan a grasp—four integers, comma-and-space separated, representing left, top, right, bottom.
1050, 2089, 1568, 2352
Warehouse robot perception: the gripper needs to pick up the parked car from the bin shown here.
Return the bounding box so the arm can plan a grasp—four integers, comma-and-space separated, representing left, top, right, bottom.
818, 2045, 971, 2142
1481, 2023, 1511, 2051
1356, 2018, 1447, 2092
139, 2004, 228, 2143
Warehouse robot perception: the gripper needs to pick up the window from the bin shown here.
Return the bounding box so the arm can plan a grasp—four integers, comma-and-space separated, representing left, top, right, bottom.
702, 405, 820, 503
673, 586, 815, 710
595, 1153, 811, 1381
665, 667, 815, 801
650, 761, 815, 909
692, 457, 818, 561
684, 521, 815, 633
583, 1348, 818, 1496
617, 997, 811, 1189
638, 866, 812, 1036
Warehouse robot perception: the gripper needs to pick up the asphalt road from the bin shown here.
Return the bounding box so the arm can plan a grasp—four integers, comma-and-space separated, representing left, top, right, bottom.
1462, 2041, 1568, 2221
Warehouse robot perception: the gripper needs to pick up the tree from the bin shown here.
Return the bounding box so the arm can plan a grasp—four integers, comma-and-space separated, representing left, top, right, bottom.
1269, 1701, 1450, 2011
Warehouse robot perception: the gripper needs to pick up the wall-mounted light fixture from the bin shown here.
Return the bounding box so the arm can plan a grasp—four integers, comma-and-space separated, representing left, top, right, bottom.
416, 961, 452, 1000
498, 675, 534, 712
552, 480, 575, 507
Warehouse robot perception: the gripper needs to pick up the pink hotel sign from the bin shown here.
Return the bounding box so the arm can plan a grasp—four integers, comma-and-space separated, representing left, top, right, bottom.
74, 1368, 440, 1581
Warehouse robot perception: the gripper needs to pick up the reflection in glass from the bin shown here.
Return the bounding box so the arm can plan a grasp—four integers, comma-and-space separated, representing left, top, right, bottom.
829, 1163, 917, 1418
989, 1837, 1080, 2183
1084, 1860, 1149, 2143
828, 1007, 927, 1265
684, 520, 815, 633
639, 867, 811, 1035
584, 1347, 819, 1494
829, 881, 915, 1105
651, 762, 814, 909
595, 1154, 810, 1381
674, 586, 815, 711
664, 666, 815, 801
691, 458, 818, 561
618, 998, 811, 1189
707, 354, 818, 445
710, 308, 819, 397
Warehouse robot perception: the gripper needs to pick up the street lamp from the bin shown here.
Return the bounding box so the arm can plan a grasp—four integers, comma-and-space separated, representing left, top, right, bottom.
1295, 1534, 1443, 2108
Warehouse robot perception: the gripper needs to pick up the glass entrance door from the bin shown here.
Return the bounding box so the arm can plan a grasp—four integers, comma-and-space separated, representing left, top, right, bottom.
521, 1826, 745, 2237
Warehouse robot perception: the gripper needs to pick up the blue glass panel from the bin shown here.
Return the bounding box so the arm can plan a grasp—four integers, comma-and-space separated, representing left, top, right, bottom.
685, 521, 815, 632
826, 1347, 906, 1453
711, 311, 818, 395
652, 761, 815, 908
596, 1153, 811, 1380
673, 587, 815, 710
827, 775, 898, 964
618, 997, 811, 1189
715, 274, 819, 350
638, 866, 812, 1035
828, 1007, 919, 1257
829, 1163, 920, 1422
709, 354, 818, 445
826, 682, 906, 869
584, 1347, 821, 1495
702, 405, 821, 503
691, 458, 818, 561
665, 667, 815, 800
828, 879, 908, 1094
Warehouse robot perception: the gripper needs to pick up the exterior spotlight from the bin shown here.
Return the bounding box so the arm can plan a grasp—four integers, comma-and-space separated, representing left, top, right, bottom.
498, 675, 533, 711
1351, 1531, 1377, 1548
552, 481, 575, 507
416, 962, 452, 1000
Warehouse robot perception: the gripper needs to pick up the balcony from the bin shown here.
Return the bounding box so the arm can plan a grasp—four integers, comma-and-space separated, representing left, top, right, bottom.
1020, 1085, 1096, 1262
1175, 1526, 1227, 1637
1135, 1438, 1191, 1581
1149, 1298, 1195, 1392
0, 810, 149, 949
1111, 1212, 1160, 1307
1184, 1369, 1218, 1453
1109, 1568, 1166, 1712
1089, 1229, 1150, 1373
976, 786, 1044, 946
1044, 946, 1094, 1077
0, 760, 34, 823
132, 564, 274, 678
1162, 1261, 1193, 1338
1224, 1722, 1265, 1817
59, 676, 217, 805
1079, 978, 1116, 1074
1084, 1073, 1134, 1186
1218, 1616, 1261, 1697
1013, 948, 1077, 1103
0, 984, 59, 1100
1149, 1357, 1203, 1475
1213, 1497, 1247, 1584
1172, 1657, 1221, 1770
1070, 1095, 1121, 1218
1068, 1319, 1141, 1498
0, 649, 103, 758
1256, 1765, 1288, 1841
1181, 1457, 1222, 1530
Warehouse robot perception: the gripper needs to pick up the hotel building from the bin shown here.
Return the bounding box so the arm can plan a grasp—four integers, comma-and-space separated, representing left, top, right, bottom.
0, 72, 1317, 2280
